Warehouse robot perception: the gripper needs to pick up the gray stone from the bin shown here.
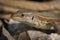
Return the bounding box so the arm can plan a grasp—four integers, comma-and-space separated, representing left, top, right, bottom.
28, 30, 51, 40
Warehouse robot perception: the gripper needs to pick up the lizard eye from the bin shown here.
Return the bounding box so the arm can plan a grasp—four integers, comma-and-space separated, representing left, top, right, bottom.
21, 14, 24, 17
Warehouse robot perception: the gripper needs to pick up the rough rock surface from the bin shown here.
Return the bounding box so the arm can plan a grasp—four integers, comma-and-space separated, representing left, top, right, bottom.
28, 30, 51, 40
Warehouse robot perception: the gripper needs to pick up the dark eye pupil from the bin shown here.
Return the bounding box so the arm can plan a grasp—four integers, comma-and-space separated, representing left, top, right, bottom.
21, 14, 24, 17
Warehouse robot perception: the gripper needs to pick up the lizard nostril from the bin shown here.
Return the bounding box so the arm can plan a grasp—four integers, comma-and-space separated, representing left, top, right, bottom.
32, 16, 34, 20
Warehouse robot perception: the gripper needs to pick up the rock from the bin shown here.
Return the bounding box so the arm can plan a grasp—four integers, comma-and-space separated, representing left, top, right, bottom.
0, 0, 60, 11
18, 31, 30, 40
27, 30, 51, 40
0, 20, 8, 40
49, 33, 57, 40
0, 34, 8, 40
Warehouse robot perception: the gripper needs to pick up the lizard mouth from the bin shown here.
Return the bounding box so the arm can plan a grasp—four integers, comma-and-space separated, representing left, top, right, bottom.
28, 0, 53, 2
